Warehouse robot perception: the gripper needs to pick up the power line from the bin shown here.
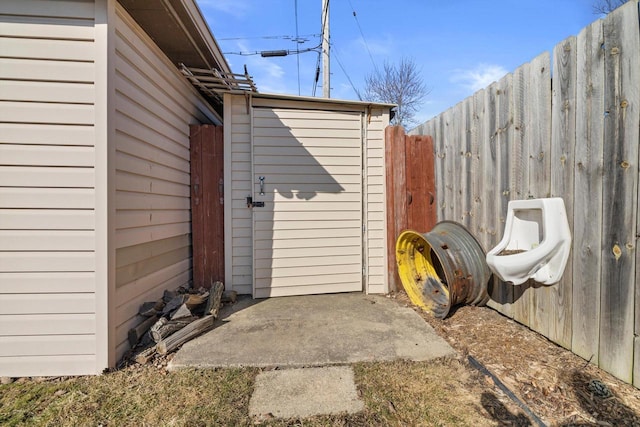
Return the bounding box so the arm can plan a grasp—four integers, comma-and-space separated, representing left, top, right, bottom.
331, 42, 362, 101
312, 50, 321, 97
223, 45, 320, 56
218, 33, 320, 41
347, 0, 378, 72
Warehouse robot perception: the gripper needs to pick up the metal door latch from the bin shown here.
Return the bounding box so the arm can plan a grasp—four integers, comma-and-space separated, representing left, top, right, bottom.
246, 196, 265, 208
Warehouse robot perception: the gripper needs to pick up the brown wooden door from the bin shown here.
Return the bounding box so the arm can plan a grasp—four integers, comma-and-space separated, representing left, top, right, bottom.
385, 126, 436, 292
190, 124, 224, 290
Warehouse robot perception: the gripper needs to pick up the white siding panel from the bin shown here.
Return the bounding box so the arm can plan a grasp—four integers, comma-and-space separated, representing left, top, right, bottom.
0, 314, 95, 336
0, 355, 96, 377
0, 272, 95, 294
0, 166, 94, 188
0, 209, 94, 229
0, 123, 95, 146
0, 58, 95, 82
0, 37, 94, 61
0, 80, 94, 104
0, 0, 98, 377
112, 6, 217, 358
0, 101, 94, 125
0, 294, 95, 315
0, 230, 94, 251
0, 335, 95, 357
0, 145, 95, 167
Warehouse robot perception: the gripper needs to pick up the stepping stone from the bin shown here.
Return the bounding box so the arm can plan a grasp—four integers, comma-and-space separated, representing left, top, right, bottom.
249, 366, 364, 419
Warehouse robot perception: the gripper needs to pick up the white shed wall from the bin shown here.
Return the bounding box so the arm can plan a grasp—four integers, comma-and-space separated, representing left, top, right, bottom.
224, 94, 389, 296
112, 5, 219, 360
0, 0, 98, 376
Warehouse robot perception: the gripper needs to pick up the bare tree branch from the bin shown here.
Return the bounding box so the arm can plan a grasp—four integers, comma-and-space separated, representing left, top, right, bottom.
363, 58, 430, 128
593, 0, 628, 14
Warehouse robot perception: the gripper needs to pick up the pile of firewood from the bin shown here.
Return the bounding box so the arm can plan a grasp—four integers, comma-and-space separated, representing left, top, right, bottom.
126, 281, 237, 364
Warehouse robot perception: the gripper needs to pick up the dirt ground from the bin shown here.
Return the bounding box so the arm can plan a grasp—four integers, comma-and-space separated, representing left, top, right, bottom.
392, 291, 640, 426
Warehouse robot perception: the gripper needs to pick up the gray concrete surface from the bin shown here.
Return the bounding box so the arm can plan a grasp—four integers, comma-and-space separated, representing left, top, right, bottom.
249, 366, 364, 419
169, 293, 454, 369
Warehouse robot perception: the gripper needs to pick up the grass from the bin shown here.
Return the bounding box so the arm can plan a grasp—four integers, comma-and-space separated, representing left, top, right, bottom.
0, 358, 519, 426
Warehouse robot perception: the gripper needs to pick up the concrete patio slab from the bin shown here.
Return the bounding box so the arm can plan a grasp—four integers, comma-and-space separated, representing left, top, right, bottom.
169, 293, 454, 370
249, 366, 364, 419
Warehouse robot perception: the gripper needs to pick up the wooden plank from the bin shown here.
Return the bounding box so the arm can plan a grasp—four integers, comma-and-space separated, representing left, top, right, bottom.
549, 36, 578, 349
0, 188, 94, 209
0, 37, 94, 62
0, 58, 94, 83
0, 123, 94, 146
598, 2, 639, 383
490, 73, 514, 318
405, 135, 436, 232
472, 89, 486, 245
572, 19, 605, 364
512, 62, 533, 326
0, 144, 95, 167
527, 52, 552, 336
484, 82, 500, 311
0, 209, 94, 230
385, 126, 407, 292
461, 97, 473, 229
0, 272, 95, 294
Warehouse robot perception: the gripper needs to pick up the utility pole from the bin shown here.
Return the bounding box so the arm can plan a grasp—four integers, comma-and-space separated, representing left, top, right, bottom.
321, 0, 330, 98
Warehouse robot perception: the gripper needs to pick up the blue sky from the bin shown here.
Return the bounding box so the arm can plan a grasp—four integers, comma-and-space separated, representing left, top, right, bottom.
197, 0, 598, 125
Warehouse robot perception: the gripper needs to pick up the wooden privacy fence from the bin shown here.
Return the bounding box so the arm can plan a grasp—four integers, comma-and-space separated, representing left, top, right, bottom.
410, 1, 640, 387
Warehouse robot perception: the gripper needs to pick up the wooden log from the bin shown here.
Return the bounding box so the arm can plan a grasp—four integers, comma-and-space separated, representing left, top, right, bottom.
150, 317, 196, 343
162, 295, 188, 316
138, 301, 165, 317
204, 281, 224, 318
185, 292, 209, 309
156, 315, 215, 355
170, 303, 192, 320
134, 345, 157, 365
127, 315, 159, 347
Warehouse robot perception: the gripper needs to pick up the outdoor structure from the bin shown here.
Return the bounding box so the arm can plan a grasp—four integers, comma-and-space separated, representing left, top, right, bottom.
0, 0, 227, 376
223, 93, 392, 297
411, 1, 640, 387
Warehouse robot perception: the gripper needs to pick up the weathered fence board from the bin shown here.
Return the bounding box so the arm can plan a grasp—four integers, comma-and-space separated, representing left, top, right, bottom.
549, 36, 577, 349
598, 3, 639, 383
572, 17, 605, 368
409, 1, 640, 386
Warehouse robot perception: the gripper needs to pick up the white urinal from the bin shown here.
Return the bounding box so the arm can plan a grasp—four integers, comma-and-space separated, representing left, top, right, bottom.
486, 198, 571, 285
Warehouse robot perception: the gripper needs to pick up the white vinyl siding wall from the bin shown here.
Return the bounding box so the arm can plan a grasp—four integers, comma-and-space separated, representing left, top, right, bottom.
365, 108, 388, 294
224, 94, 253, 295
112, 5, 218, 360
0, 0, 98, 376
224, 94, 389, 296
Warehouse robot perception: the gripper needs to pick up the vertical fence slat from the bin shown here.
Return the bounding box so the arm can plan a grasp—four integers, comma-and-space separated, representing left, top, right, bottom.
549, 36, 577, 349
599, 2, 639, 383
573, 17, 605, 367
489, 74, 514, 317
462, 97, 473, 228
633, 1, 640, 391
470, 90, 484, 239
527, 52, 552, 336
451, 103, 462, 222
512, 61, 533, 325
443, 109, 454, 221
385, 126, 407, 292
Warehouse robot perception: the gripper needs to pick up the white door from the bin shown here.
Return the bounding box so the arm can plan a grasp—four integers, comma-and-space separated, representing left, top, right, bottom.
252, 107, 363, 297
